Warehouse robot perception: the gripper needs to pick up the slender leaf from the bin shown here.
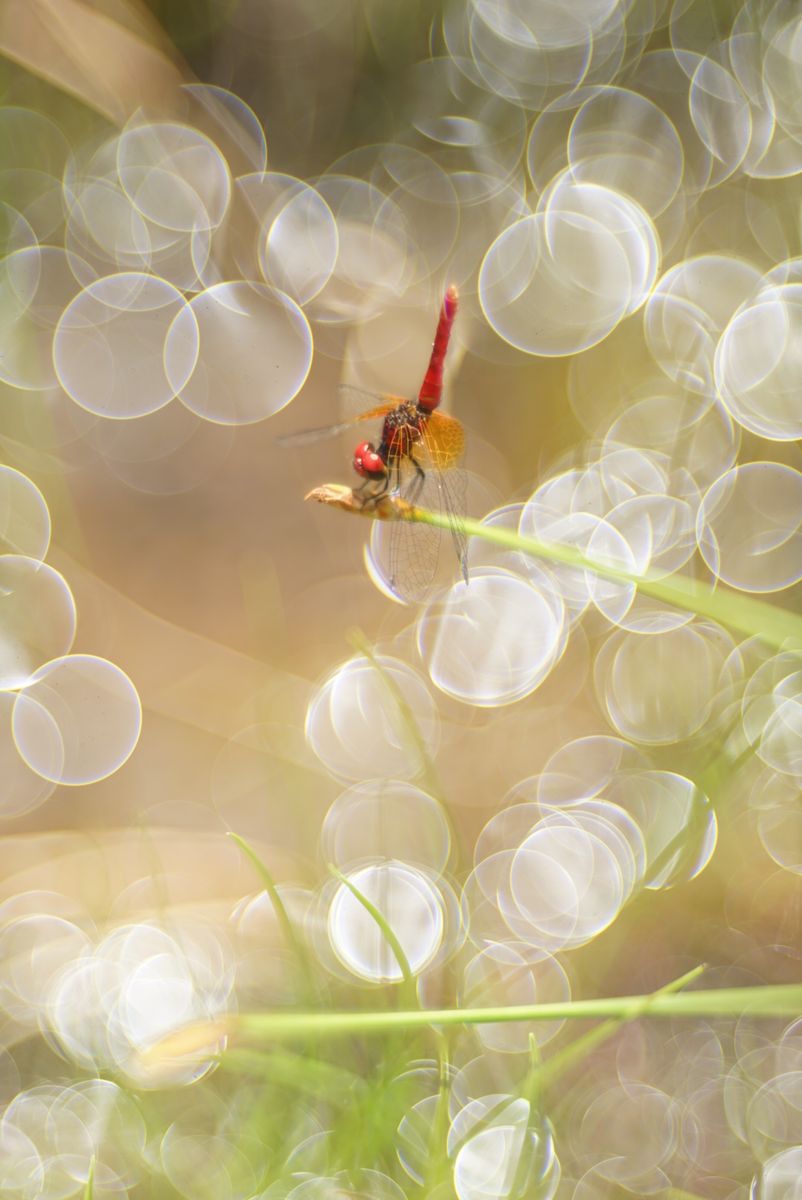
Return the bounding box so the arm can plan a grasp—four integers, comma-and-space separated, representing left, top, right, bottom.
532, 963, 707, 1092
327, 862, 414, 991
220, 1046, 364, 1102
235, 981, 802, 1042
83, 1156, 95, 1200
401, 506, 802, 652
347, 628, 445, 801
227, 832, 318, 1002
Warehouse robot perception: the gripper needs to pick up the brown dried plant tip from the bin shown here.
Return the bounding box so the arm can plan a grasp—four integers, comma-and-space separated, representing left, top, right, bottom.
305, 484, 416, 523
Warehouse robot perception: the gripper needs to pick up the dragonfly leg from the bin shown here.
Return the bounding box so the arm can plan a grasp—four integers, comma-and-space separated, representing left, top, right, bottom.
358, 472, 390, 510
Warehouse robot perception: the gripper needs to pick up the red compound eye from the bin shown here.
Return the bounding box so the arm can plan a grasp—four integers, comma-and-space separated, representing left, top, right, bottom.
353, 441, 386, 479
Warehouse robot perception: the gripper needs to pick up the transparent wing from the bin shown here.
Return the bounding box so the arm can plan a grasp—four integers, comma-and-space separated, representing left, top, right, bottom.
337, 385, 406, 423
420, 413, 468, 583
366, 413, 468, 603
337, 383, 407, 410
278, 389, 403, 448
430, 458, 469, 584
368, 470, 445, 604
275, 420, 357, 447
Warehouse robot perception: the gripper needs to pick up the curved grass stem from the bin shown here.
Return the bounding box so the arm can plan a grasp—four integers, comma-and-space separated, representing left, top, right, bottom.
327, 862, 415, 994
346, 628, 445, 801
227, 832, 318, 1003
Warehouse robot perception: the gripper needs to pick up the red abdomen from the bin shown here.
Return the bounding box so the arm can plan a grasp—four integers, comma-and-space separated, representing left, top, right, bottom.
417, 284, 458, 414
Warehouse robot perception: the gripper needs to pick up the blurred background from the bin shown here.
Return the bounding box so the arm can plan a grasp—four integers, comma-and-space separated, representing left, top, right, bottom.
0, 0, 801, 1196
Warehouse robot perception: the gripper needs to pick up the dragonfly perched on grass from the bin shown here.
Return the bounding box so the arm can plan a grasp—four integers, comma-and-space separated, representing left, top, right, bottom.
283, 286, 468, 602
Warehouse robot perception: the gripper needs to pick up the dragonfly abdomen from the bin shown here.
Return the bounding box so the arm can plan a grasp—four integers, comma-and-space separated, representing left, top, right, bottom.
417, 284, 459, 414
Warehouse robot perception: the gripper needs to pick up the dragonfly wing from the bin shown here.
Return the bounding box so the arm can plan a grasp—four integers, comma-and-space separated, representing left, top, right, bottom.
279, 390, 406, 447
368, 470, 444, 603
275, 420, 357, 447
420, 412, 468, 582
419, 410, 465, 470
432, 461, 469, 583
337, 384, 407, 422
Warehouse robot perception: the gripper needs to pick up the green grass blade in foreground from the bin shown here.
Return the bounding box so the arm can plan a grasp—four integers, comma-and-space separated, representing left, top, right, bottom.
408, 507, 802, 652
221, 1046, 364, 1103
423, 1031, 453, 1193
327, 862, 415, 997
227, 832, 318, 1002
236, 981, 802, 1041
83, 1156, 95, 1200
346, 630, 466, 865
531, 963, 706, 1093
347, 628, 445, 801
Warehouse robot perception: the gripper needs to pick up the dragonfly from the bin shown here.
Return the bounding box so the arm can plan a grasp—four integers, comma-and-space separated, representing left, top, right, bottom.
282, 285, 468, 602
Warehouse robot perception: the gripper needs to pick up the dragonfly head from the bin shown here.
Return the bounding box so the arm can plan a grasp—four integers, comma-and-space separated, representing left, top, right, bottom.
353, 441, 387, 481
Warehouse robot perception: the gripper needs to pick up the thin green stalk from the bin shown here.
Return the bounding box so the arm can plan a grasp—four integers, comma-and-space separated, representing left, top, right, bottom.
235, 981, 802, 1042
83, 1157, 95, 1200
220, 1047, 363, 1102
227, 832, 318, 1003
644, 742, 757, 889
448, 967, 705, 1165
532, 963, 707, 1093
347, 628, 445, 802
324, 866, 423, 1172
404, 506, 802, 652
524, 1032, 543, 1113
448, 1092, 529, 1160
422, 1031, 453, 1193
696, 742, 758, 808
642, 785, 711, 889
327, 863, 415, 996
346, 630, 466, 870
512, 1036, 547, 1196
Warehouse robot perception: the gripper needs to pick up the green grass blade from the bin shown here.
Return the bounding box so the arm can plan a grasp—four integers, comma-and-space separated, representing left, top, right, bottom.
235, 981, 802, 1042
347, 628, 446, 800
345, 632, 466, 869
532, 963, 707, 1092
421, 1031, 453, 1192
220, 1046, 364, 1102
83, 1156, 95, 1200
327, 862, 415, 992
406, 507, 802, 652
227, 832, 318, 1002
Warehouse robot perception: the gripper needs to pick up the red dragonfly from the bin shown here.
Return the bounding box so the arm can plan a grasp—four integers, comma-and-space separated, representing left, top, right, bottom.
283, 285, 468, 602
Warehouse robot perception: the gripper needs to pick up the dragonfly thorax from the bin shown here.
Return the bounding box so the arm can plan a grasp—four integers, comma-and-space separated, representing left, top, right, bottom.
379, 402, 425, 463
